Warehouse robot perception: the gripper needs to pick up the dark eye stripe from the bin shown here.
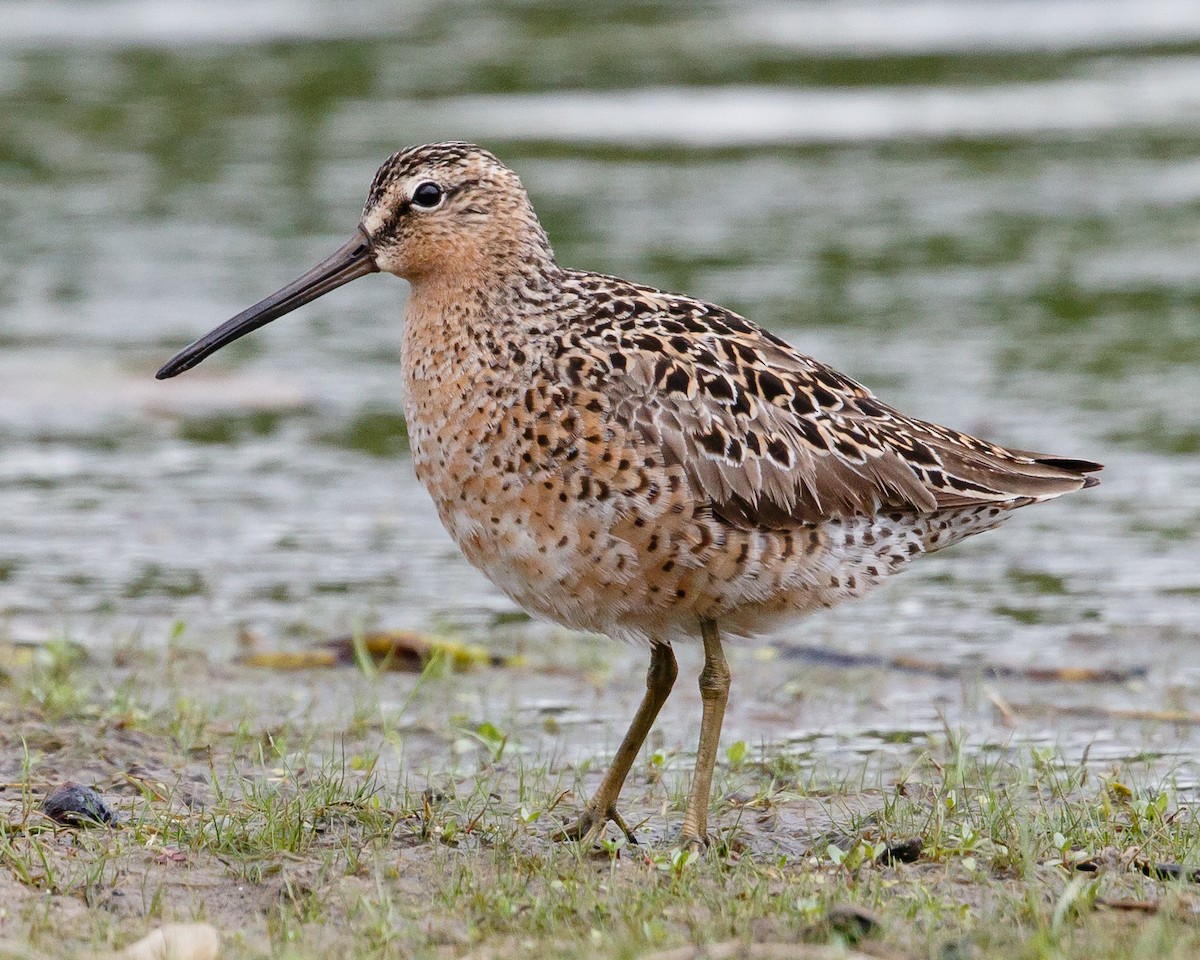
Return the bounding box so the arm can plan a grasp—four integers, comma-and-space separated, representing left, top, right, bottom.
375, 178, 483, 234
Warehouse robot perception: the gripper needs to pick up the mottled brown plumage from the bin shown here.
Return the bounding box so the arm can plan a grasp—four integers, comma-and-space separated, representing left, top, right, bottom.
157, 141, 1101, 849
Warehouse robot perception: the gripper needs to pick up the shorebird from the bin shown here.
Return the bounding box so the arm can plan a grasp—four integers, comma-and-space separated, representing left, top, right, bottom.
157, 142, 1100, 849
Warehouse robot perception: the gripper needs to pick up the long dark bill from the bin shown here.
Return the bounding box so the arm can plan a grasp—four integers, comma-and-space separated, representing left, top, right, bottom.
156, 228, 378, 380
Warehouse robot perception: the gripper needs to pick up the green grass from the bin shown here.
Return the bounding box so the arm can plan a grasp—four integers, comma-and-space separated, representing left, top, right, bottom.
1, 638, 1199, 959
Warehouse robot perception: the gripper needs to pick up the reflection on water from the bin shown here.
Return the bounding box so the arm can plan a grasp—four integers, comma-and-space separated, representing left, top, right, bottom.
0, 0, 1198, 782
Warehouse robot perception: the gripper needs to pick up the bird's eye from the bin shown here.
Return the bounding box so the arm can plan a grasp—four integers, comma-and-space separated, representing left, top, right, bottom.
411, 181, 444, 209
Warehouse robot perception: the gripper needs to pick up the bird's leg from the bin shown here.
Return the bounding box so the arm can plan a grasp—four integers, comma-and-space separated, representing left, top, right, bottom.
558, 642, 678, 846
678, 618, 730, 850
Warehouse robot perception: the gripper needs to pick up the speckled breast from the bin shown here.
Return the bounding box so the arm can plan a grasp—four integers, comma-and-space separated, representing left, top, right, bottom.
400, 327, 822, 642
402, 361, 634, 634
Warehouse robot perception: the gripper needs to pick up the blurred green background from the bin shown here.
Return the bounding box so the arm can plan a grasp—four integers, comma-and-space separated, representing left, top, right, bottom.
0, 0, 1197, 681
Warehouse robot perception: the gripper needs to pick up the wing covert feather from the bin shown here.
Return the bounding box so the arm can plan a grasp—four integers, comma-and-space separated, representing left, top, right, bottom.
562, 279, 1099, 529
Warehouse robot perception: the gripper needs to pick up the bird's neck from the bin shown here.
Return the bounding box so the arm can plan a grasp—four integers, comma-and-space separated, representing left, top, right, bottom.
400, 247, 570, 471
404, 244, 568, 354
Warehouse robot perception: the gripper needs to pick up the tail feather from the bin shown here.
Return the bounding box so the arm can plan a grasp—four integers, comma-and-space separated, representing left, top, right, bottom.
1021, 452, 1103, 494
925, 442, 1102, 506
1018, 452, 1104, 476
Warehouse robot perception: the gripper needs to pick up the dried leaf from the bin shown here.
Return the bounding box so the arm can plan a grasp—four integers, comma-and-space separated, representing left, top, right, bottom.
323, 631, 503, 671
1098, 898, 1161, 913
235, 650, 339, 670
236, 631, 505, 673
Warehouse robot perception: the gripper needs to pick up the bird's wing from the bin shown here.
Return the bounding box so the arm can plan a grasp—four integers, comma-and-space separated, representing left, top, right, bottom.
564, 281, 1100, 529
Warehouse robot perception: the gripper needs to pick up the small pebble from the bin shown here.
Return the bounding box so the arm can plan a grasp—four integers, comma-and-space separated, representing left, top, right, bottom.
825, 903, 880, 943
118, 923, 220, 960
42, 782, 115, 827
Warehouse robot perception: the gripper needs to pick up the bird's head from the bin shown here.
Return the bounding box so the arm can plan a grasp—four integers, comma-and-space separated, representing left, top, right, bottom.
362, 141, 550, 281
156, 141, 551, 379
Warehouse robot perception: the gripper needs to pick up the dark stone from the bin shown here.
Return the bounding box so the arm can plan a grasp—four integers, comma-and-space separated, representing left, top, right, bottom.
42, 782, 115, 827
825, 902, 880, 942
878, 837, 923, 865
1137, 859, 1200, 883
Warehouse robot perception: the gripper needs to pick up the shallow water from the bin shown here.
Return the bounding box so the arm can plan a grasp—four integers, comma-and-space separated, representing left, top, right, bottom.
1, 0, 1198, 785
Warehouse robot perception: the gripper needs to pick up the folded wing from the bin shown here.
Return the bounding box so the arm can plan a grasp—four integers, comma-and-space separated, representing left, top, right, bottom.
575, 285, 1100, 530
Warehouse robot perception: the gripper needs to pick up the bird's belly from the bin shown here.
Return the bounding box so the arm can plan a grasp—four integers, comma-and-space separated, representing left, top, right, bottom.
420, 447, 1017, 644
409, 427, 817, 640
411, 431, 645, 634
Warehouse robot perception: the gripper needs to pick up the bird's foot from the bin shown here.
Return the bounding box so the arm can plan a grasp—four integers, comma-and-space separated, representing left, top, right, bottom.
554, 803, 638, 847
675, 831, 709, 857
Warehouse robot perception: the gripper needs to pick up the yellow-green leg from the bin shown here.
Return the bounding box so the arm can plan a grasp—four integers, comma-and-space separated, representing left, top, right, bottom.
558, 642, 678, 845
678, 618, 730, 848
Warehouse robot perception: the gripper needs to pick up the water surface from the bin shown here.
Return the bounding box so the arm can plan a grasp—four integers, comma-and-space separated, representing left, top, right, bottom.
1, 0, 1198, 784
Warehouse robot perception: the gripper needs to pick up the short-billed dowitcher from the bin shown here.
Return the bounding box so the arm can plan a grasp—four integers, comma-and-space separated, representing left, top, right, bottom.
158, 142, 1100, 848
